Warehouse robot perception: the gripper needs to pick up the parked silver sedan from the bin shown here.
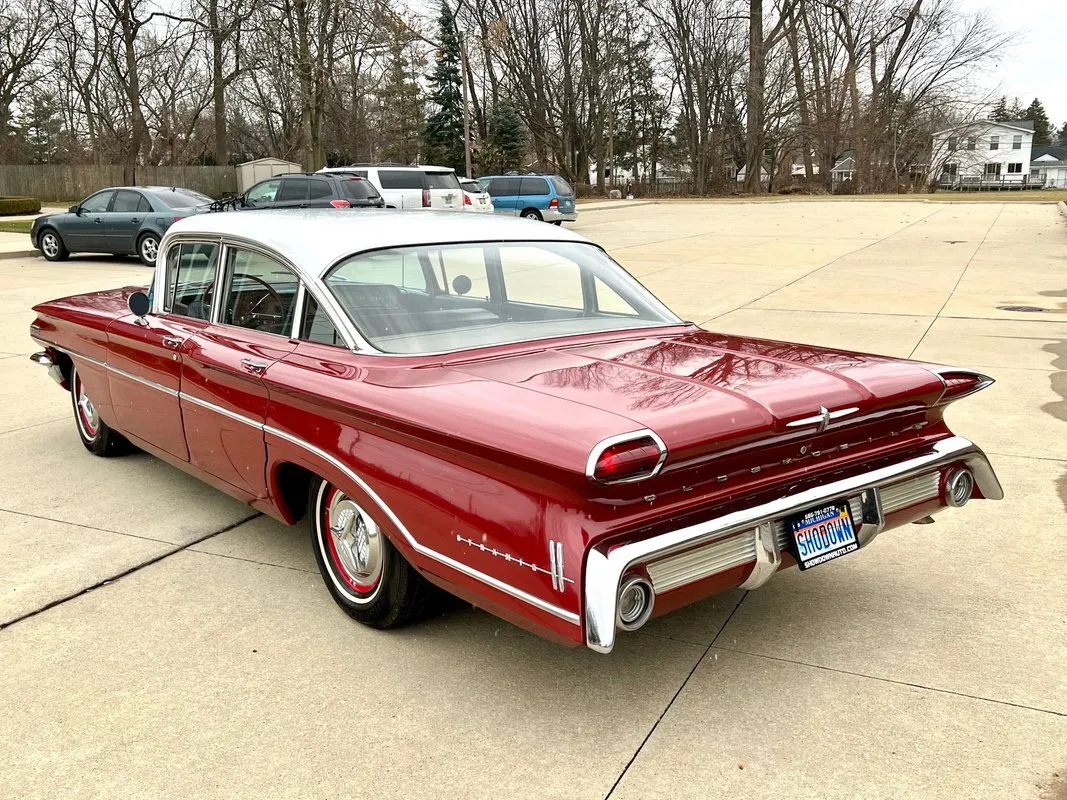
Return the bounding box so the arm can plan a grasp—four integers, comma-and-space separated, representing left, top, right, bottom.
30, 186, 212, 266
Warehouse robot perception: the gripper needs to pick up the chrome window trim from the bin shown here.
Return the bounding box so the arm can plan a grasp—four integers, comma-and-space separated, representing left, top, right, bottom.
585, 429, 668, 484
291, 283, 307, 340
155, 235, 224, 316
584, 435, 1003, 653
43, 343, 578, 627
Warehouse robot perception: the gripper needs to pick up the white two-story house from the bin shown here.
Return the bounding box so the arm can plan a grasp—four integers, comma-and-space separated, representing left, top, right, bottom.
931, 120, 1036, 188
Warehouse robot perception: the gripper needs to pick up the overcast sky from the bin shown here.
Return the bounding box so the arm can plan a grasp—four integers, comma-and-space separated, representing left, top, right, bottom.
958, 0, 1066, 126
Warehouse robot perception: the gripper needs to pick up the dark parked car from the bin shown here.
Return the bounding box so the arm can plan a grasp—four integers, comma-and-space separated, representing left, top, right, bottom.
239, 173, 385, 211
31, 186, 213, 266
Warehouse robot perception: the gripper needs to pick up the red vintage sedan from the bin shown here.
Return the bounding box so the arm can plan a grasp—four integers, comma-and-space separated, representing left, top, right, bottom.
29, 210, 1003, 652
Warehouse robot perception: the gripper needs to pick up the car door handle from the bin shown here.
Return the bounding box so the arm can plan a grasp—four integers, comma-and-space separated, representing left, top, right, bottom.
240, 358, 268, 374
129, 218, 139, 224
94, 218, 103, 224
161, 335, 183, 349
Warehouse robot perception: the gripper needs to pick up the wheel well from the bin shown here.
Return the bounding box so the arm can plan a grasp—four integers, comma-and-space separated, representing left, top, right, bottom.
521, 207, 542, 217
136, 229, 159, 243
272, 461, 316, 524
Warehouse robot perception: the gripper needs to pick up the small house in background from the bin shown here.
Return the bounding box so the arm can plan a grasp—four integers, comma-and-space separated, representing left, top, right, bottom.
831, 152, 856, 187
236, 157, 303, 193
1029, 146, 1067, 188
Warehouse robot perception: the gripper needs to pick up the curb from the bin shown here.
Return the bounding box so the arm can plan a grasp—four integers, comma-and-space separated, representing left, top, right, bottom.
576, 200, 656, 212
0, 249, 37, 261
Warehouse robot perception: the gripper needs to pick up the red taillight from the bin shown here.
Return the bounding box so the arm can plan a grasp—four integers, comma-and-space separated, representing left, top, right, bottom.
549, 198, 559, 209
329, 199, 352, 208
591, 436, 664, 483
422, 189, 431, 207
173, 216, 184, 222
937, 370, 992, 402
464, 194, 472, 205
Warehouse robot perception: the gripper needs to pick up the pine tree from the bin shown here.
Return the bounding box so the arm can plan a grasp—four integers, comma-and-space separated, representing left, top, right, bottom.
990, 96, 1010, 121
484, 99, 526, 173
1057, 122, 1067, 147
379, 35, 424, 165
1023, 98, 1053, 146
422, 2, 466, 173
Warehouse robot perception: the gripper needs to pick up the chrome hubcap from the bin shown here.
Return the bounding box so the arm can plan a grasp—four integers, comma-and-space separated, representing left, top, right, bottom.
42, 234, 58, 258
325, 489, 383, 593
74, 373, 99, 437
141, 237, 158, 262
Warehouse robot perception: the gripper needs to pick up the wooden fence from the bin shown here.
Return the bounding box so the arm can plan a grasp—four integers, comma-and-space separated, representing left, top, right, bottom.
0, 165, 238, 202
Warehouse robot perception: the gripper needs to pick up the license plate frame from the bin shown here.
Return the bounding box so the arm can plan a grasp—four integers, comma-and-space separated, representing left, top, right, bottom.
788, 500, 858, 571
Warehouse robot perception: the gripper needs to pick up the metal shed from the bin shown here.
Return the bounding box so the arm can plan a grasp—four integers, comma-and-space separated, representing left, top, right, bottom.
236, 157, 303, 193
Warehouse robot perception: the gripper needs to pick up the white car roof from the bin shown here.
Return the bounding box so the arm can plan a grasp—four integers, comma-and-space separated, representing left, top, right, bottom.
318, 164, 455, 173
163, 209, 589, 278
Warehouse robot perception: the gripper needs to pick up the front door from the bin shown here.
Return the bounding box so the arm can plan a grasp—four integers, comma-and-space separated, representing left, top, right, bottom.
106, 189, 151, 254
180, 244, 300, 497
106, 238, 222, 459
65, 190, 114, 251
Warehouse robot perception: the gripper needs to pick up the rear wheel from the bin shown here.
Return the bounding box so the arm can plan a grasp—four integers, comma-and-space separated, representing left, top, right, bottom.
521, 208, 543, 221
70, 365, 131, 456
137, 232, 160, 266
39, 229, 69, 262
309, 477, 438, 628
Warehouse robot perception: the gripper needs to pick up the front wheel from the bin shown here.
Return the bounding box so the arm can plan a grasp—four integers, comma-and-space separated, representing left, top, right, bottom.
39, 229, 70, 262
137, 232, 160, 266
70, 365, 132, 456
309, 478, 438, 628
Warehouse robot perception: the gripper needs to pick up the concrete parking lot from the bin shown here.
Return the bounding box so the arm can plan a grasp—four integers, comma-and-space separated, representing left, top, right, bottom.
1, 200, 1064, 799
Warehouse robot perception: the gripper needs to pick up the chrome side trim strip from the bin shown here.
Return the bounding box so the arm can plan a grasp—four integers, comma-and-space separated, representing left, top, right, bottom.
585, 436, 1002, 653
549, 540, 560, 591
265, 424, 581, 626
181, 392, 264, 429
107, 363, 179, 397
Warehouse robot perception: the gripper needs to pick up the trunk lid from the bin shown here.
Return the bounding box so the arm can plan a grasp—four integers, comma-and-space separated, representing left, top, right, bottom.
450, 329, 945, 466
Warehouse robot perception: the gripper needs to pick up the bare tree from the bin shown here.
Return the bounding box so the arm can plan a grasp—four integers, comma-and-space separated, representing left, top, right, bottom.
0, 0, 55, 161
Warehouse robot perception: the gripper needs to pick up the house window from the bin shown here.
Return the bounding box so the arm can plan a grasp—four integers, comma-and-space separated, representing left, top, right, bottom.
1012, 135, 1022, 150
942, 163, 958, 176
947, 136, 958, 151
967, 137, 977, 150
985, 163, 1001, 177
1007, 163, 1022, 174
989, 135, 999, 150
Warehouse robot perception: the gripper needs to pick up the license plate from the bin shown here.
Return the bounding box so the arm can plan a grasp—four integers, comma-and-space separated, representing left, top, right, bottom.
479, 198, 486, 204
789, 501, 857, 571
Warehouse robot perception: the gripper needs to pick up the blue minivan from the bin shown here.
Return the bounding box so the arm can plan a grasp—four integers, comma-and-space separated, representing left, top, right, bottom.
478, 174, 577, 224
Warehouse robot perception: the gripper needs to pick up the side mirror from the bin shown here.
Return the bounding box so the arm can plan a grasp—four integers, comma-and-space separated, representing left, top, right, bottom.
69, 205, 81, 215
128, 291, 150, 320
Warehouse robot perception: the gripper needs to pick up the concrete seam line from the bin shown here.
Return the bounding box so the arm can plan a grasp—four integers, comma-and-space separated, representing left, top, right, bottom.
0, 512, 261, 633
712, 645, 1067, 719
0, 504, 197, 543
602, 593, 749, 800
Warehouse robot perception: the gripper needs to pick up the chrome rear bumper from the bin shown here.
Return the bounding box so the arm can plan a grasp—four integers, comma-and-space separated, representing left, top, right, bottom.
583, 436, 1002, 653
30, 350, 66, 385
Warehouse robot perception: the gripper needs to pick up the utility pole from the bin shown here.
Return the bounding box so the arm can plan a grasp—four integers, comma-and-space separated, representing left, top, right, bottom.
459, 33, 473, 178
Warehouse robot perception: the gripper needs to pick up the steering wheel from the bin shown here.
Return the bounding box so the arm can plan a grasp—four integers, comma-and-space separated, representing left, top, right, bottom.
231, 273, 285, 331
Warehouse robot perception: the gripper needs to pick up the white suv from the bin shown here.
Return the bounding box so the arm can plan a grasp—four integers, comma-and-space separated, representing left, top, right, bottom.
317, 164, 463, 211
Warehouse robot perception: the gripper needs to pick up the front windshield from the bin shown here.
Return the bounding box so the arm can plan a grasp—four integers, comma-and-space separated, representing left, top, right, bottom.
324, 241, 681, 355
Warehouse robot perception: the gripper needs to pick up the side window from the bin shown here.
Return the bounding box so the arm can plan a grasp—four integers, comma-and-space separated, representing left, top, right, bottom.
488, 177, 520, 197
307, 178, 333, 200
80, 191, 114, 213
245, 179, 281, 206
377, 170, 425, 190
299, 292, 345, 347
431, 247, 490, 299
275, 178, 308, 203
222, 247, 300, 335
331, 249, 428, 291
499, 245, 583, 309
164, 242, 220, 319
113, 190, 144, 212
519, 177, 550, 196
137, 194, 152, 213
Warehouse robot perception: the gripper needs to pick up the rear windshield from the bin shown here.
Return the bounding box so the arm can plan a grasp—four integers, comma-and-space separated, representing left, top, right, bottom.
341, 179, 381, 200
549, 176, 574, 196
153, 189, 213, 208
378, 170, 425, 190
460, 180, 483, 193
426, 171, 461, 190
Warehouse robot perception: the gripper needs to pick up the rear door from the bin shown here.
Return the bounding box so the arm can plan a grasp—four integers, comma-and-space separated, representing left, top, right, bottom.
305, 177, 336, 208
272, 177, 310, 209
487, 177, 521, 215
180, 244, 299, 497
106, 189, 151, 254
425, 170, 462, 210
65, 190, 115, 251
518, 177, 551, 212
